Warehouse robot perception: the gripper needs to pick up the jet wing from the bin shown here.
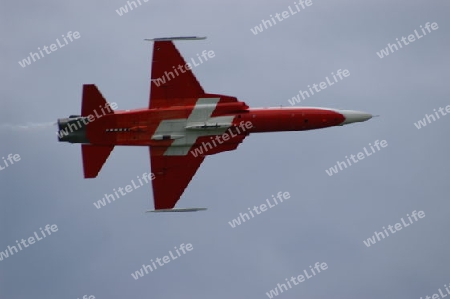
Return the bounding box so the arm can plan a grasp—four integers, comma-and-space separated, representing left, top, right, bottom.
149, 39, 205, 108
150, 147, 205, 210
149, 132, 248, 210
146, 37, 250, 210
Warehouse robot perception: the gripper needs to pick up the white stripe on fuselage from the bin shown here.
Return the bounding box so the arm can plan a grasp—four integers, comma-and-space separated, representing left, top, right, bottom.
151, 98, 234, 156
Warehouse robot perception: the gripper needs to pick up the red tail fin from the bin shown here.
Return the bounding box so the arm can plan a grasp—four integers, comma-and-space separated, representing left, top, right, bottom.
81, 84, 114, 117
80, 84, 115, 178
82, 144, 114, 178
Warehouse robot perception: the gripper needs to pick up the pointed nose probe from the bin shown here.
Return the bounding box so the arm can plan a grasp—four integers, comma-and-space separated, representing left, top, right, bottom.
338, 110, 373, 125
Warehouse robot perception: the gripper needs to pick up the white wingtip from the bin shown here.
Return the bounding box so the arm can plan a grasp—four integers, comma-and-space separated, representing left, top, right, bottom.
145, 208, 208, 213
144, 36, 206, 42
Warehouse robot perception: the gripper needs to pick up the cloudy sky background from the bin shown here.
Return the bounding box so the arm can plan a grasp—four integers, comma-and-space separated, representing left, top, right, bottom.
2, 0, 450, 298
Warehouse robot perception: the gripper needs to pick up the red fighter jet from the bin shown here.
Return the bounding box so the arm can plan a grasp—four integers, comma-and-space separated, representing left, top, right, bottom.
57, 36, 373, 212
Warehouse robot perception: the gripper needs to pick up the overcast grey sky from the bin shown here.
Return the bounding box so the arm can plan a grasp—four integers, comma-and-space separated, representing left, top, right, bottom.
2, 0, 450, 298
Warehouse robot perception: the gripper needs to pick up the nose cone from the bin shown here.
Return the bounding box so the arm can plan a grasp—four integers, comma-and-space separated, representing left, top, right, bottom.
338, 110, 373, 125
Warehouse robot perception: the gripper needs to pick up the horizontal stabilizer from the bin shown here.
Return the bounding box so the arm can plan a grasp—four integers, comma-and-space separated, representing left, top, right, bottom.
145, 208, 207, 213
82, 144, 114, 178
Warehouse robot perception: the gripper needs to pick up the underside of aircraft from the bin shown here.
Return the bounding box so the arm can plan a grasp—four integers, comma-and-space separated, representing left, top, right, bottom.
57, 36, 373, 211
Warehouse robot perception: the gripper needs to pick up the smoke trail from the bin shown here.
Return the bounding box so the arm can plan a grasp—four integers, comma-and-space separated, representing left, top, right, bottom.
0, 122, 56, 131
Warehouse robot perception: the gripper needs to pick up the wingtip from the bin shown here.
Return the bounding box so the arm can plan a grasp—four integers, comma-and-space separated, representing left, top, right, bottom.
144, 36, 207, 42
145, 208, 208, 213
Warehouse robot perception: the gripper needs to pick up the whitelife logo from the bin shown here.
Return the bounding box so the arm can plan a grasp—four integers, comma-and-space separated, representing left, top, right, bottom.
228, 192, 291, 228
18, 31, 81, 68
420, 283, 450, 299
325, 140, 388, 176
115, 0, 150, 16
152, 50, 215, 87
0, 224, 59, 262
287, 69, 350, 106
190, 121, 253, 157
376, 22, 439, 59
131, 243, 193, 280
414, 104, 450, 129
56, 102, 118, 139
363, 210, 425, 247
0, 153, 21, 172
93, 172, 156, 209
250, 0, 313, 35
265, 262, 328, 298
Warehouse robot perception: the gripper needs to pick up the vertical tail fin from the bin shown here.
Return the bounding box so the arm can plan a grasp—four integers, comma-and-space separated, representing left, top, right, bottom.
81, 84, 114, 117
82, 144, 114, 178
80, 84, 115, 178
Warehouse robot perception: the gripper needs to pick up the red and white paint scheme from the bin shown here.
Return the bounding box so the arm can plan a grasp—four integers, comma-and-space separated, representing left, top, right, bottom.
57, 36, 373, 211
